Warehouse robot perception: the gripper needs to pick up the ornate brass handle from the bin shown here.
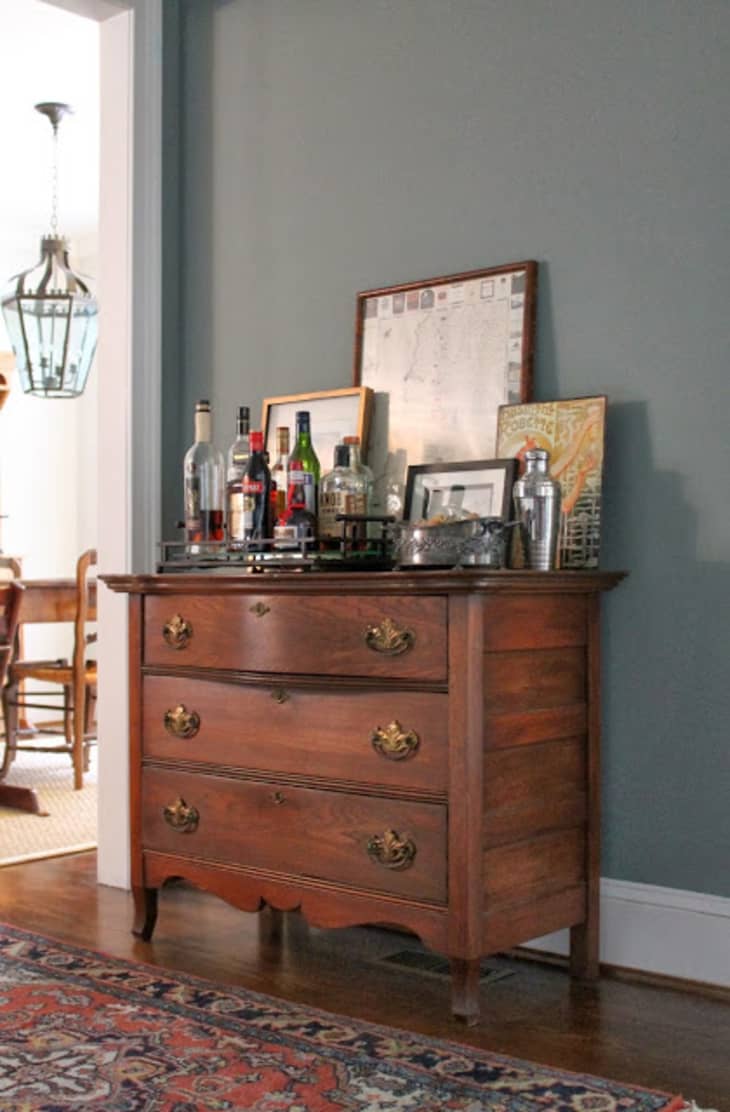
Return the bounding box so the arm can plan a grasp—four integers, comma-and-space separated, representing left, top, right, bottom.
366, 829, 416, 870
250, 601, 271, 618
163, 613, 193, 650
371, 720, 420, 761
271, 687, 289, 705
163, 797, 199, 833
163, 704, 201, 739
364, 617, 415, 656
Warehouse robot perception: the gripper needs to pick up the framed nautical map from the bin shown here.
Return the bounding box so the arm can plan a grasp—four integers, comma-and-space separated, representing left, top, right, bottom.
352, 261, 536, 517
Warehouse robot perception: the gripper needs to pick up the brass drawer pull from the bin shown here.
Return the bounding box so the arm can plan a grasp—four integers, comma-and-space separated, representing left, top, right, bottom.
163, 704, 200, 740
163, 613, 193, 650
250, 601, 271, 618
271, 791, 286, 805
366, 829, 416, 870
364, 617, 415, 656
271, 687, 289, 705
163, 797, 199, 833
371, 720, 420, 761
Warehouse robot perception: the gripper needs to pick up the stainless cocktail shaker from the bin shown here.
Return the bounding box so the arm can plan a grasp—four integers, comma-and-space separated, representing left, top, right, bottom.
512, 448, 561, 570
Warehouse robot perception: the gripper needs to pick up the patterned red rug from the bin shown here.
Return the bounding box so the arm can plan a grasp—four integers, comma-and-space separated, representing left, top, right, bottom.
0, 923, 686, 1110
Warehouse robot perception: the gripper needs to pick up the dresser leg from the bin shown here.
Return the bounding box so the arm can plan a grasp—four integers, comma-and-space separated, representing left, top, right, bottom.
259, 907, 285, 944
450, 957, 481, 1024
132, 885, 158, 941
569, 921, 600, 980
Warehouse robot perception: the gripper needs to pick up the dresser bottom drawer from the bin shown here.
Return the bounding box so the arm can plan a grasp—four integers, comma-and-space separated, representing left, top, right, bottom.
141, 768, 447, 904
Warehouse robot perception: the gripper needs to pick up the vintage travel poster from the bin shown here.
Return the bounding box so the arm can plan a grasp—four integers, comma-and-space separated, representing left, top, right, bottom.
496, 396, 607, 568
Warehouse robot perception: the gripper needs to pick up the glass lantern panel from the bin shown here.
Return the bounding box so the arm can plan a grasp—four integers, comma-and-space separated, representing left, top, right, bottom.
65, 299, 99, 396
0, 297, 31, 390
20, 297, 72, 396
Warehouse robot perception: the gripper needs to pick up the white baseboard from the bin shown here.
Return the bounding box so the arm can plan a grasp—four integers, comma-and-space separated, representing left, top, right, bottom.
526, 878, 730, 988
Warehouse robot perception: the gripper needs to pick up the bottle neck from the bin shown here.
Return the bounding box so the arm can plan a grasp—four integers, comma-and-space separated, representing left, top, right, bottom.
275, 431, 290, 460
195, 411, 212, 443
347, 444, 361, 468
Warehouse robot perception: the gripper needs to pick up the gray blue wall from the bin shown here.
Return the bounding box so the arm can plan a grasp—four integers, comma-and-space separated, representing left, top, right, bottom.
163, 0, 730, 897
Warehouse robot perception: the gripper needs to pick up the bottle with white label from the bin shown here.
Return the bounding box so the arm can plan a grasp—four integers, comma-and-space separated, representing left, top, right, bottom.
183, 399, 225, 555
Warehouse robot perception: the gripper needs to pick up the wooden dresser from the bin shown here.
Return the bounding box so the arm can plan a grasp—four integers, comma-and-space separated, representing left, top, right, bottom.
103, 569, 623, 1022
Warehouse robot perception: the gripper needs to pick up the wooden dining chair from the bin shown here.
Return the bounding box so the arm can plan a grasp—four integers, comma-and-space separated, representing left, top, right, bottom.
1, 549, 97, 791
0, 580, 43, 812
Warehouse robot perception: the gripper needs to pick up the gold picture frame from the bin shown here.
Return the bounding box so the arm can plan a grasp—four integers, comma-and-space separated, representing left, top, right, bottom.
261, 386, 373, 471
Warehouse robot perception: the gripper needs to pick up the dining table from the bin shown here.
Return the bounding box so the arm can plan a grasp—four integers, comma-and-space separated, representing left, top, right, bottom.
0, 577, 97, 814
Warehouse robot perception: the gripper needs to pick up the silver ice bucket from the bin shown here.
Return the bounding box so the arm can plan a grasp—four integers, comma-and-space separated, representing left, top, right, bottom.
389, 516, 510, 568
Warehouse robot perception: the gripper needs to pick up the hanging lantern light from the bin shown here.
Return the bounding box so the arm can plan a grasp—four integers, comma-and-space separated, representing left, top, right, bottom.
1, 102, 98, 399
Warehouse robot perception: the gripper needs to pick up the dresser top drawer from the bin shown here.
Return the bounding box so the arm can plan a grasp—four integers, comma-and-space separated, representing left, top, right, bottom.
144, 594, 447, 681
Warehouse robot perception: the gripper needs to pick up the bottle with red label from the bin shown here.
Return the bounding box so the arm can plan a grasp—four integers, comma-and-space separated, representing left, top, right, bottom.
228, 430, 271, 549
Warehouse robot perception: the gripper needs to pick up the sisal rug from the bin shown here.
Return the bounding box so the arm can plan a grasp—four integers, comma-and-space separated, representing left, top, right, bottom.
0, 922, 693, 1111
0, 749, 97, 866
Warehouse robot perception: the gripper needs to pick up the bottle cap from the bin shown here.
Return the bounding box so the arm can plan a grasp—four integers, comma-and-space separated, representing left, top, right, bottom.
250, 430, 264, 451
196, 399, 210, 411
343, 435, 360, 445
295, 411, 311, 431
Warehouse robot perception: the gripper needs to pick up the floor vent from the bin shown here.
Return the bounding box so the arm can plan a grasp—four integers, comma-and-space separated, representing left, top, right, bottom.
379, 949, 514, 984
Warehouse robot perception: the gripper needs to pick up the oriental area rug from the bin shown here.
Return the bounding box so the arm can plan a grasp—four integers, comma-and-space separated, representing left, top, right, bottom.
0, 924, 697, 1112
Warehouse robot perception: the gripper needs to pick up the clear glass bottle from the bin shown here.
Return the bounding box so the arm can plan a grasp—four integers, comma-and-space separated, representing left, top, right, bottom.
319, 442, 369, 551
183, 400, 225, 554
342, 435, 373, 540
286, 411, 320, 519
270, 426, 290, 525
225, 405, 250, 547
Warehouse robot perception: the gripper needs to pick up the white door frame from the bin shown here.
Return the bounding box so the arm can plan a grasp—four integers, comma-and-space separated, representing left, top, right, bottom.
45, 0, 163, 887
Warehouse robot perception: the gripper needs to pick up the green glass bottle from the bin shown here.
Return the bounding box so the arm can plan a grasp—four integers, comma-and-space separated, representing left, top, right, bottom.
286, 410, 321, 519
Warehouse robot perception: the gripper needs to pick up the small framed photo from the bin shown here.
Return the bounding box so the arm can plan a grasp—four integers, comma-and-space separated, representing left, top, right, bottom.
261, 386, 373, 469
404, 458, 517, 525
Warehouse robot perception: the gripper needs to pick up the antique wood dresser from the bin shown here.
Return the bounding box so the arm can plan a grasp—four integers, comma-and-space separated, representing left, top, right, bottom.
103, 569, 623, 1022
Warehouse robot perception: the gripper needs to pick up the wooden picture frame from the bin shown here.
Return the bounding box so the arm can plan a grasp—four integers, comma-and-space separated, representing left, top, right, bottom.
352, 261, 536, 517
404, 458, 517, 525
261, 386, 373, 472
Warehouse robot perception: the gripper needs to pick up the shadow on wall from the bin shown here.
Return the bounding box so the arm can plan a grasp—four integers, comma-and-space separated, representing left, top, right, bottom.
600, 400, 730, 895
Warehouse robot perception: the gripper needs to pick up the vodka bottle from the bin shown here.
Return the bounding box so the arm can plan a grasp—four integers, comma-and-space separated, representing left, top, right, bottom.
183, 400, 225, 553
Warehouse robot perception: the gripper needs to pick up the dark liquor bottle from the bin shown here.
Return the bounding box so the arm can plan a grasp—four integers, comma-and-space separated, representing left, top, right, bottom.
286, 411, 320, 519
238, 430, 271, 547
183, 400, 224, 553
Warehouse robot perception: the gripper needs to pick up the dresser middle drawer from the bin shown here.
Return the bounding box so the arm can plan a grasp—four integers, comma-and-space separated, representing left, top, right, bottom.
142, 675, 448, 793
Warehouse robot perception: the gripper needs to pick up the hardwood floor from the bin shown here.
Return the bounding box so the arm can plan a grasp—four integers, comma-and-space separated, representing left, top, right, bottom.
0, 851, 727, 1108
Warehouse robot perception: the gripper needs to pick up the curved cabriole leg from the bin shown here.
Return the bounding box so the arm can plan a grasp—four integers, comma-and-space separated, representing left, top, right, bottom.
132, 885, 158, 941
451, 957, 481, 1025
